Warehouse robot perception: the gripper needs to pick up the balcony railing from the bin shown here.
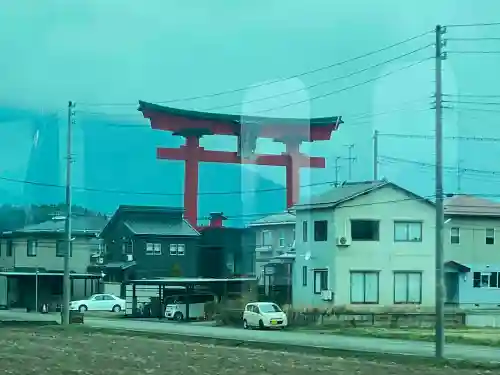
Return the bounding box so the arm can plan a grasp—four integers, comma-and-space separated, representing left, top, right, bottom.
255, 244, 273, 252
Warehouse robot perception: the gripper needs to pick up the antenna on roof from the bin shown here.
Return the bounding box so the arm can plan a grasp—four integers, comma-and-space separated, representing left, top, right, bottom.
341, 180, 347, 186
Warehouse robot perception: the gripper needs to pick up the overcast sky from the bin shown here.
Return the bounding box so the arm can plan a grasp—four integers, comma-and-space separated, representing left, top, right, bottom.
1, 0, 500, 202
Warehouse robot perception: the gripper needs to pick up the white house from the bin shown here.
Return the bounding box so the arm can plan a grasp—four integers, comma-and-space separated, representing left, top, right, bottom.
444, 195, 500, 309
292, 180, 436, 309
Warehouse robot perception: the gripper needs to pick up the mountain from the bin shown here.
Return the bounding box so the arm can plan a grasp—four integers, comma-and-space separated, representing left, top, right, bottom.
0, 106, 287, 226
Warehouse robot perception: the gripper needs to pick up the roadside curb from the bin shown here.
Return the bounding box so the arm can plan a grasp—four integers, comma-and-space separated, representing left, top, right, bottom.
47, 325, 500, 370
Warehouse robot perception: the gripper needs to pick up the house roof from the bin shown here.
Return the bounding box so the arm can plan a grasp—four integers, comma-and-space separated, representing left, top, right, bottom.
294, 180, 432, 211
124, 220, 199, 237
2, 215, 108, 237
138, 101, 343, 128
249, 212, 296, 227
444, 195, 500, 217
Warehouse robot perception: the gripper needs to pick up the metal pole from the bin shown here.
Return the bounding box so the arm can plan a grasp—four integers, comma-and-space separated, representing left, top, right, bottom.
62, 101, 74, 326
345, 144, 355, 180
373, 130, 379, 180
334, 157, 341, 187
434, 24, 445, 360
35, 268, 39, 313
456, 159, 462, 193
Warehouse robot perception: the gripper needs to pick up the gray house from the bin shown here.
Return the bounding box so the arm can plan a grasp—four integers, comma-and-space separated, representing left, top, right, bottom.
444, 195, 500, 308
0, 215, 108, 310
249, 212, 296, 286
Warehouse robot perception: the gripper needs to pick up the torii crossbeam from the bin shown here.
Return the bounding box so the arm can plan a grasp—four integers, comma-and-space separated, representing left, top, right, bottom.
138, 101, 342, 226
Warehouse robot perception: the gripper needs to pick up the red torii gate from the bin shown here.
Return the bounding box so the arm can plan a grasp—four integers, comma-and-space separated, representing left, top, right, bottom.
138, 101, 342, 226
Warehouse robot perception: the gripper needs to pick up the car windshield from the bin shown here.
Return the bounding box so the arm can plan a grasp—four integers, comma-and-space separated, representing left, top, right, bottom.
259, 304, 281, 313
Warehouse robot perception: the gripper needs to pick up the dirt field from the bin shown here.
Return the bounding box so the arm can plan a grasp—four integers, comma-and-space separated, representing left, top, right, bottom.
0, 326, 496, 374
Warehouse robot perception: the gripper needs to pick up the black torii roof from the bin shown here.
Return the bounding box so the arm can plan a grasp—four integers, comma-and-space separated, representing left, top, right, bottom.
138, 101, 343, 127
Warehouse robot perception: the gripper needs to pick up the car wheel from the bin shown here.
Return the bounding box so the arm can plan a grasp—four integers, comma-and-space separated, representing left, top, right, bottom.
243, 319, 249, 329
259, 319, 265, 330
174, 312, 184, 321
112, 305, 121, 313
78, 305, 88, 313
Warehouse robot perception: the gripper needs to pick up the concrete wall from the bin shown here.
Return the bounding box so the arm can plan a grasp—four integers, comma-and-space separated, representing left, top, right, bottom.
293, 185, 436, 309
0, 237, 96, 273
444, 217, 500, 265
455, 264, 500, 309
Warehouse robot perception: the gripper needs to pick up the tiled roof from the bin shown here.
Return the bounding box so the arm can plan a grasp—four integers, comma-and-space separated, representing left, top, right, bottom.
295, 180, 388, 209
295, 180, 432, 210
445, 195, 500, 217
249, 212, 296, 226
124, 219, 199, 237
8, 216, 108, 235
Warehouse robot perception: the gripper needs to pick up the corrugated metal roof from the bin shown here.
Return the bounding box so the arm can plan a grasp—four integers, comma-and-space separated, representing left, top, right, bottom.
124, 219, 199, 237
445, 195, 500, 217
295, 180, 388, 209
7, 216, 108, 235
249, 212, 296, 226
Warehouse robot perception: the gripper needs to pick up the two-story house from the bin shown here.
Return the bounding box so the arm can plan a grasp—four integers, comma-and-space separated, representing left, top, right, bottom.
0, 215, 107, 310
249, 212, 296, 285
98, 205, 200, 284
292, 180, 436, 309
443, 195, 500, 308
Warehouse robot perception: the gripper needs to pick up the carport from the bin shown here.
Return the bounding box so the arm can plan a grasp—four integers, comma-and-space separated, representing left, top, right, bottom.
0, 271, 103, 311
125, 277, 257, 319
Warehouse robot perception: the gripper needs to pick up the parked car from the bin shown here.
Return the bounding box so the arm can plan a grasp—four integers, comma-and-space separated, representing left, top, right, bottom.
70, 294, 125, 313
243, 302, 287, 329
164, 293, 214, 321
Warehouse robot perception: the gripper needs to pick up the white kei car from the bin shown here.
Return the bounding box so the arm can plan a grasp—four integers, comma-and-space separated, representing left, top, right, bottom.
70, 294, 125, 313
243, 302, 288, 329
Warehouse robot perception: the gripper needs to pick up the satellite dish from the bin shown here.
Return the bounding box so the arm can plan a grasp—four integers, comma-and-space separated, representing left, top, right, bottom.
304, 251, 311, 261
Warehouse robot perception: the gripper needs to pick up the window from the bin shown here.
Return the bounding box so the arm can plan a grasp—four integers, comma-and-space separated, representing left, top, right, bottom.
473, 271, 500, 288
27, 240, 38, 257
302, 266, 308, 286
302, 221, 308, 242
350, 271, 379, 303
394, 272, 422, 304
351, 220, 379, 241
486, 228, 495, 245
450, 227, 460, 244
177, 244, 185, 256
278, 231, 285, 247
313, 269, 328, 294
146, 243, 161, 255
103, 295, 116, 301
6, 240, 13, 257
314, 220, 328, 242
122, 240, 133, 255
261, 230, 272, 246
394, 221, 422, 242
56, 240, 65, 257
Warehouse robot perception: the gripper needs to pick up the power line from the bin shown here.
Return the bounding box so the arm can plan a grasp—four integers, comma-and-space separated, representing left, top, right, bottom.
447, 37, 500, 42
445, 22, 500, 28
78, 30, 433, 108
0, 174, 340, 197
205, 44, 433, 112
443, 100, 500, 106
446, 50, 500, 54
377, 132, 500, 142
443, 93, 500, 99
253, 57, 433, 115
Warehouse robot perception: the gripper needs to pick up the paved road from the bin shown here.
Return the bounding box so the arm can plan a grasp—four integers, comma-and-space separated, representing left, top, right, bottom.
83, 317, 500, 364
2, 310, 500, 364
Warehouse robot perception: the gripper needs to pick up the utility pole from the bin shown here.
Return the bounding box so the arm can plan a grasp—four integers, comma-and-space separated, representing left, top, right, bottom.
62, 101, 75, 326
434, 24, 446, 360
373, 130, 379, 180
344, 144, 356, 180
456, 159, 464, 193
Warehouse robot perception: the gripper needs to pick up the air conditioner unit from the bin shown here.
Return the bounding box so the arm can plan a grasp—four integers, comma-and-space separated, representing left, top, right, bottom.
336, 236, 351, 247
320, 290, 333, 301
97, 257, 104, 265
126, 254, 133, 262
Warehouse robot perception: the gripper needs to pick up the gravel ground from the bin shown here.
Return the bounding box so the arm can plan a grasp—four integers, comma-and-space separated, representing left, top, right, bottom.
0, 327, 496, 374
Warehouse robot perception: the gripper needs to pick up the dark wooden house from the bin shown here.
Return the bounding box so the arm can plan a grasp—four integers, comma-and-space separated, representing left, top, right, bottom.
97, 206, 200, 283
